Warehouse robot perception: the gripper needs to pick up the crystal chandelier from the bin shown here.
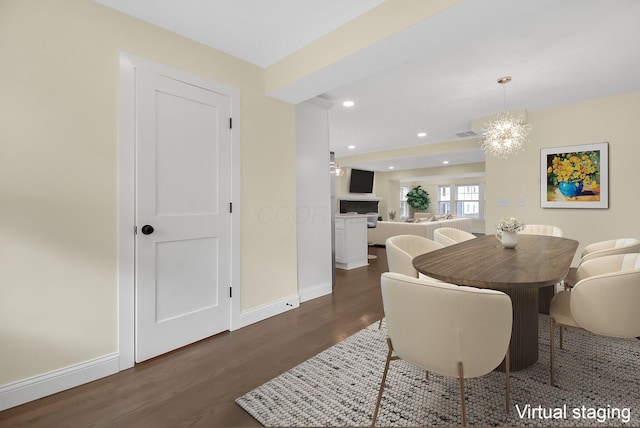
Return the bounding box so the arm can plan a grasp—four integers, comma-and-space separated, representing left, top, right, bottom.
479, 76, 532, 158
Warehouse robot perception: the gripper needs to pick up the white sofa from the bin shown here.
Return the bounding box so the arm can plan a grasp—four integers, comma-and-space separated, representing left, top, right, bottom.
367, 214, 473, 246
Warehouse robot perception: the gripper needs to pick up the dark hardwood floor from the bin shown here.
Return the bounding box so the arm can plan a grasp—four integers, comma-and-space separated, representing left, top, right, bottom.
0, 247, 389, 428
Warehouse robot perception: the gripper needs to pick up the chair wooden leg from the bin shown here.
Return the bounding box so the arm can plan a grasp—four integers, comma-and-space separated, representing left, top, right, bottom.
505, 350, 510, 413
550, 317, 555, 386
377, 318, 383, 329
371, 338, 394, 427
559, 322, 564, 349
458, 362, 467, 427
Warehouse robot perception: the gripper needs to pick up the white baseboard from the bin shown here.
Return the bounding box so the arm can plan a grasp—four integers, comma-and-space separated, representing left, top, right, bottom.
0, 353, 119, 411
239, 294, 300, 328
0, 289, 326, 410
335, 260, 368, 270
299, 282, 332, 303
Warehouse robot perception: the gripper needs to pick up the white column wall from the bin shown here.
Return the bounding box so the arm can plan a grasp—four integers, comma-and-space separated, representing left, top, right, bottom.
295, 99, 334, 302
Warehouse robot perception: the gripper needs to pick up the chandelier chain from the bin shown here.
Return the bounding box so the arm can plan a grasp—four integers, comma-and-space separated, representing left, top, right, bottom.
502, 83, 507, 111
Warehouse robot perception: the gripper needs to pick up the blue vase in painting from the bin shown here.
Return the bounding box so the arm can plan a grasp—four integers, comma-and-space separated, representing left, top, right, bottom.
558, 181, 583, 198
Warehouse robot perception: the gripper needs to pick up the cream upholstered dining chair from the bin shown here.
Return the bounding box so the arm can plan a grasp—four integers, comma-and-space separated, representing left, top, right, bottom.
380, 235, 444, 328
519, 224, 563, 237
516, 224, 563, 312
372, 272, 512, 427
564, 238, 640, 288
385, 235, 443, 278
433, 227, 476, 247
580, 238, 640, 262
549, 253, 640, 386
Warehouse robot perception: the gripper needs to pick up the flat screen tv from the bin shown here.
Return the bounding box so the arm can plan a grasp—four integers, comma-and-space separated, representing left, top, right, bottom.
349, 168, 374, 193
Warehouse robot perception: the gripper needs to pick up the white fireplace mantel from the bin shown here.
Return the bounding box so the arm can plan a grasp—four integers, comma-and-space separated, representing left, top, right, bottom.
339, 194, 382, 201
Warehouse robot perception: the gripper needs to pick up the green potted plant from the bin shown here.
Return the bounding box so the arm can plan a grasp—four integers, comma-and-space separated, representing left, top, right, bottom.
406, 185, 431, 212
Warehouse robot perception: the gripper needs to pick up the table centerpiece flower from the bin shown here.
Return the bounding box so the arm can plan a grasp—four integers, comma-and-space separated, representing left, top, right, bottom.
495, 217, 525, 249
496, 217, 525, 233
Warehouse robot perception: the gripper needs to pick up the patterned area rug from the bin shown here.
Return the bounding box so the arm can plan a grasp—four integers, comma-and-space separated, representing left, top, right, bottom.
236, 315, 640, 427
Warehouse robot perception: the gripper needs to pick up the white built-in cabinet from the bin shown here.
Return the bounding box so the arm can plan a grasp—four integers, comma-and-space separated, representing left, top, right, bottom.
334, 215, 368, 270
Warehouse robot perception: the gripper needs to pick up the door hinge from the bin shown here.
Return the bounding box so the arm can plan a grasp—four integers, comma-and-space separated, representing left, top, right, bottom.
229, 287, 233, 298
134, 225, 138, 235
229, 117, 232, 129
229, 202, 233, 213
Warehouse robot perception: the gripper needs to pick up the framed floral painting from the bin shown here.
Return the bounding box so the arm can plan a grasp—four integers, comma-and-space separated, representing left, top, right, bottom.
540, 142, 608, 209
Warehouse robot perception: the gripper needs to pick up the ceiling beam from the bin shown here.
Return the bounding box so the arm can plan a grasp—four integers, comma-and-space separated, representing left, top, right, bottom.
265, 0, 463, 104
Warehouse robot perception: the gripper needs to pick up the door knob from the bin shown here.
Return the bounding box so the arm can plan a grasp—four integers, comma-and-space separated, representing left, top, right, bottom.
141, 225, 155, 235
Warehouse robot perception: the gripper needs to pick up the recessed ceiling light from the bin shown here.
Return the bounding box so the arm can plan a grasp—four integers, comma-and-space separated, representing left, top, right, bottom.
388, 166, 395, 170
347, 145, 356, 150
417, 132, 427, 137
342, 100, 355, 107
442, 160, 450, 164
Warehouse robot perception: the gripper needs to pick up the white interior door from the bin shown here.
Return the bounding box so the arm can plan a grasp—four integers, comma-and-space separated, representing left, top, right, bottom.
135, 68, 231, 362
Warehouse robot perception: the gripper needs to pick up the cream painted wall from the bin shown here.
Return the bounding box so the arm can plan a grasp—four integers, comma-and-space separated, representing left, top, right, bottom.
485, 91, 640, 265
0, 0, 296, 385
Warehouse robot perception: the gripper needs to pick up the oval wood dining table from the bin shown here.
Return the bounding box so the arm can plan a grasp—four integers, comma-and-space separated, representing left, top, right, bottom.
413, 234, 578, 371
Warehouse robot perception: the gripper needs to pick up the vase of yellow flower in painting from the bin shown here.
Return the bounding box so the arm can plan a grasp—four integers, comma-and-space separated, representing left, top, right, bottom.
548, 153, 598, 199
558, 181, 584, 198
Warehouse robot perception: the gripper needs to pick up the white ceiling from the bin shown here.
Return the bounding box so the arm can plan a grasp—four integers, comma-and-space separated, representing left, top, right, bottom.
96, 0, 640, 172
94, 0, 384, 67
